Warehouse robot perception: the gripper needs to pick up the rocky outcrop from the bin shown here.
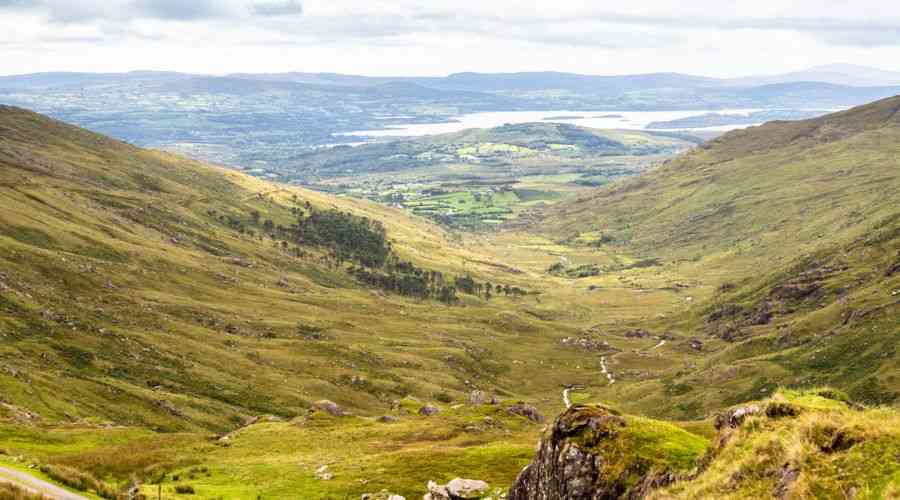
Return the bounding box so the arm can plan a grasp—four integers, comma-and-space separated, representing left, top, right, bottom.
713, 404, 761, 430
509, 404, 646, 500
506, 403, 544, 423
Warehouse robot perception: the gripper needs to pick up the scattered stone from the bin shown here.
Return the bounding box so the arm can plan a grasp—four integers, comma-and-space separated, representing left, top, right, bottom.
559, 336, 613, 351
624, 329, 652, 339
224, 257, 254, 268
689, 339, 704, 351
313, 400, 345, 417
468, 390, 487, 405
315, 465, 333, 481
155, 399, 184, 418
505, 403, 544, 423
419, 404, 440, 416
377, 415, 399, 423
774, 463, 800, 498
0, 402, 42, 424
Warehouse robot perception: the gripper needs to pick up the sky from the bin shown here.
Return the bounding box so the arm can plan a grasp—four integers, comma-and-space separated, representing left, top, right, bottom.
1, 0, 900, 77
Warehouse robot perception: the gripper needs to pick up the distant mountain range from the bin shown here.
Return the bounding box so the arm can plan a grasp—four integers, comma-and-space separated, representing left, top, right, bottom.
1, 64, 899, 170
225, 63, 900, 90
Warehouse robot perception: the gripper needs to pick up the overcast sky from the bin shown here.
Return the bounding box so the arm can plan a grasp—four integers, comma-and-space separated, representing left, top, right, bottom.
2, 0, 900, 77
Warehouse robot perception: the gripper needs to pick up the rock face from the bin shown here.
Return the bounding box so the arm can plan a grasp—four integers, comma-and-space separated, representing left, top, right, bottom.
508, 405, 656, 500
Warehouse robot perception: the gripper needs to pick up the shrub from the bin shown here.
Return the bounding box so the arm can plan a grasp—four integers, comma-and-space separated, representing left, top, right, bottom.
175, 485, 196, 495
38, 464, 120, 499
434, 392, 453, 403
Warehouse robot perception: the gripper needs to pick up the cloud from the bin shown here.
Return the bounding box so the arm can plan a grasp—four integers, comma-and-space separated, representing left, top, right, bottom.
133, 0, 233, 21
253, 0, 303, 17
1, 0, 303, 23
0, 0, 37, 6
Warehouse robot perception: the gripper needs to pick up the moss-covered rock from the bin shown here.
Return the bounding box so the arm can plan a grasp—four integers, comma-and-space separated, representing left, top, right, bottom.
508, 404, 707, 499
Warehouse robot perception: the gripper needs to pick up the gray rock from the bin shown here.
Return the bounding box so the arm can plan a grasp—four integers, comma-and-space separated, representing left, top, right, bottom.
509, 404, 659, 500
419, 404, 440, 416
506, 403, 544, 423
468, 390, 487, 405
447, 478, 489, 499
714, 404, 762, 430
313, 400, 345, 417
424, 478, 490, 500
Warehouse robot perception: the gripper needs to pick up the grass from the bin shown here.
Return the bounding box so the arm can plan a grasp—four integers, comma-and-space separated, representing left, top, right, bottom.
652, 389, 900, 499
0, 99, 898, 498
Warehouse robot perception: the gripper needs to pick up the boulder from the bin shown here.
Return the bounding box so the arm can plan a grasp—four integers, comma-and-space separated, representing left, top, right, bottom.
506, 403, 544, 423
424, 478, 490, 500
468, 390, 487, 405
313, 400, 345, 417
713, 404, 762, 430
447, 478, 489, 499
419, 404, 440, 416
377, 415, 399, 423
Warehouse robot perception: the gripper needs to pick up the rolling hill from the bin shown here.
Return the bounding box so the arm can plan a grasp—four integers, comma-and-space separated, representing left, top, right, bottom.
0, 105, 599, 432
0, 100, 898, 498
535, 96, 900, 413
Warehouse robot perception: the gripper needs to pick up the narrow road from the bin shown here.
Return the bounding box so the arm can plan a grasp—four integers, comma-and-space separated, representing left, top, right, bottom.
0, 466, 88, 500
600, 356, 615, 385
562, 388, 573, 408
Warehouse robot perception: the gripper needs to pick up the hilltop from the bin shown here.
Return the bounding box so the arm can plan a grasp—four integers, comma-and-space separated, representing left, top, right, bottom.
2, 68, 898, 174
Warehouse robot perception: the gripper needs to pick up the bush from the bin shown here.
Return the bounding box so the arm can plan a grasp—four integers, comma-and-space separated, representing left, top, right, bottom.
175, 485, 196, 495
38, 464, 120, 499
434, 392, 453, 403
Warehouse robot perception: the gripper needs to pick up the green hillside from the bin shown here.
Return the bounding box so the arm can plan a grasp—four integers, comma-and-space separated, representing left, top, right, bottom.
535, 96, 900, 414
0, 106, 602, 432
0, 101, 898, 498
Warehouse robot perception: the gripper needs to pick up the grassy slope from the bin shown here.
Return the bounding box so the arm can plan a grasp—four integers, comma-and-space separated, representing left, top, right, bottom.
0, 106, 727, 497
1, 101, 898, 498
654, 389, 900, 499
0, 105, 620, 433
533, 96, 900, 416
